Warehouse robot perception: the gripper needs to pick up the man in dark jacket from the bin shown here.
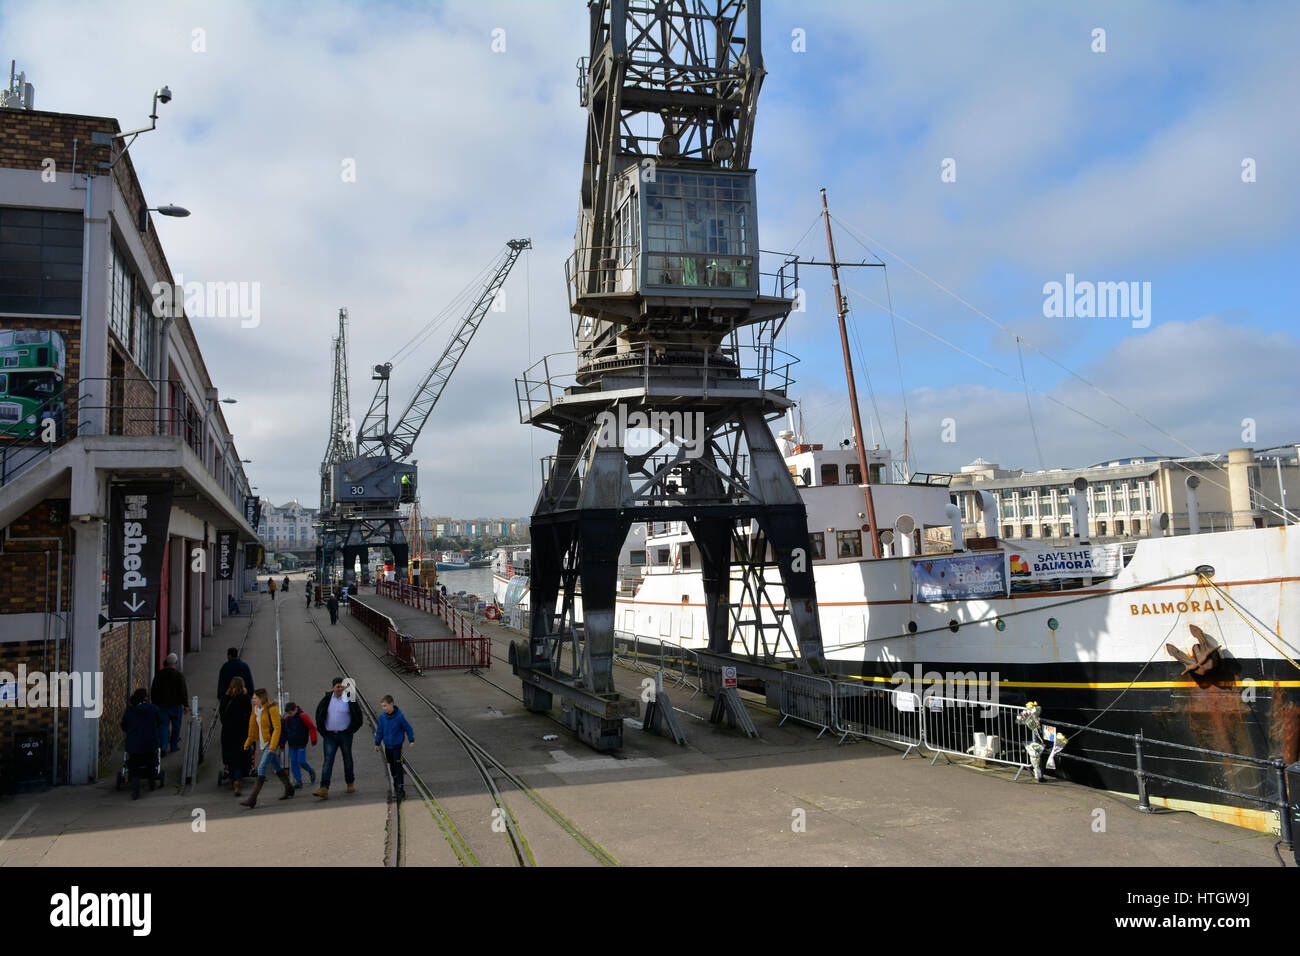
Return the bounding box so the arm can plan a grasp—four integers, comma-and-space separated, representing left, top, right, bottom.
217, 648, 254, 720
325, 594, 339, 625
312, 677, 363, 799
149, 654, 188, 753
120, 688, 163, 799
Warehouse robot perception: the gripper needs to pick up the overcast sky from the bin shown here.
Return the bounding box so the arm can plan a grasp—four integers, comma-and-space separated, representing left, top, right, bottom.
6, 0, 1297, 514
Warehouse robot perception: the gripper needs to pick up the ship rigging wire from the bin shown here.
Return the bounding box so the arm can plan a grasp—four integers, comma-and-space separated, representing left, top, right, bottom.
841, 280, 1290, 524
827, 213, 1293, 520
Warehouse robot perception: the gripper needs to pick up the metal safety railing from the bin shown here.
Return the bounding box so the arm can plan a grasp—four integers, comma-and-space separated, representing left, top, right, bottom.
778, 672, 836, 737
516, 339, 798, 423
370, 581, 492, 672
1042, 716, 1294, 846
614, 631, 701, 696
832, 682, 924, 754
922, 695, 1041, 777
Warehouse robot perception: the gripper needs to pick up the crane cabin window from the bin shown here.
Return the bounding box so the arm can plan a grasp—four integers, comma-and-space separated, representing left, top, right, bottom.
641, 171, 755, 293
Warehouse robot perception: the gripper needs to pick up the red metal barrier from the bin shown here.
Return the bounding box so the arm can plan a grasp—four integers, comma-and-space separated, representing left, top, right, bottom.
364, 585, 491, 672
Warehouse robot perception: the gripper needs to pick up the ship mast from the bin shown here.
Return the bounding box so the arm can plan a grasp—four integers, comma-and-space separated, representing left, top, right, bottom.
821, 188, 882, 558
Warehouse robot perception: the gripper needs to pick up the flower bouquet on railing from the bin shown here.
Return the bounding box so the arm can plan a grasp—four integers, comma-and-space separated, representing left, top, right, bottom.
1015, 701, 1067, 780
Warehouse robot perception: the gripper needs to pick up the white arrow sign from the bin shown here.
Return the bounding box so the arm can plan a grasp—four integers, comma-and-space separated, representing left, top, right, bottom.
124, 594, 145, 614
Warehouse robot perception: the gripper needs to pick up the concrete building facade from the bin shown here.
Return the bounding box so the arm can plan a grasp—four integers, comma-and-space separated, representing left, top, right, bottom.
0, 99, 258, 787
949, 447, 1299, 543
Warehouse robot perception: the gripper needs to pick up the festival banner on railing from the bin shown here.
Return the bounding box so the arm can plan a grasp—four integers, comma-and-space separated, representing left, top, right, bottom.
912, 553, 1009, 603
1007, 544, 1123, 591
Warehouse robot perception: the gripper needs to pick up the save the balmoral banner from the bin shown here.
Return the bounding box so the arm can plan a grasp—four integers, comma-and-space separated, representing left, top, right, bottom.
108, 481, 174, 620
1007, 544, 1123, 591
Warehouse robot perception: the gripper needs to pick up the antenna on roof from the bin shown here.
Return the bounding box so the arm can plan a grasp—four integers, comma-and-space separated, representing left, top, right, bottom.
2, 61, 35, 110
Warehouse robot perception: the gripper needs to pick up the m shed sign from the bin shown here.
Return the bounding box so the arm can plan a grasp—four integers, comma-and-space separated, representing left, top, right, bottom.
108, 482, 173, 619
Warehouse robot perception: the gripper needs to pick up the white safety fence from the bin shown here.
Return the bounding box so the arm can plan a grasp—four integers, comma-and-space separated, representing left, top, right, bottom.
832, 682, 923, 755
775, 678, 1037, 776
920, 695, 1039, 778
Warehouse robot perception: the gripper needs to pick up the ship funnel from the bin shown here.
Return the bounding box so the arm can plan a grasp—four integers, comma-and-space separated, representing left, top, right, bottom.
974, 490, 999, 539
895, 514, 916, 556
1070, 476, 1089, 543
945, 502, 964, 551
1186, 474, 1201, 534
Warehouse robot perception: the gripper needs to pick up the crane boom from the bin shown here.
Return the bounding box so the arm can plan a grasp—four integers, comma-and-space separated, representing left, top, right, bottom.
385, 238, 531, 459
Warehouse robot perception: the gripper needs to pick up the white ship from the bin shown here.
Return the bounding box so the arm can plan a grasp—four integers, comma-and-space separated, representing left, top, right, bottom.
495, 435, 1300, 829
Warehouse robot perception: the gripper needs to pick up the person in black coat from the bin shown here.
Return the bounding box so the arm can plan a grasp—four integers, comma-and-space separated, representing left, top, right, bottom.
217, 648, 254, 720
220, 676, 254, 796
120, 688, 163, 799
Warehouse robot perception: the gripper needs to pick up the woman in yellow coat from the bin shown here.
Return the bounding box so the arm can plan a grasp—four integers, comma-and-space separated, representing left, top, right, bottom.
240, 688, 294, 808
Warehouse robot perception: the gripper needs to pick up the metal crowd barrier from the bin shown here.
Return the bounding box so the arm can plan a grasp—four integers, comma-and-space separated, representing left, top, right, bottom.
832, 682, 923, 755
922, 695, 1039, 778
778, 672, 836, 737
614, 631, 701, 696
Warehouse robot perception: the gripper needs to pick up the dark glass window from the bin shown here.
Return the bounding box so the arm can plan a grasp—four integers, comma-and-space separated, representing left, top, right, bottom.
845, 462, 861, 484
0, 209, 83, 315
836, 530, 862, 558
809, 532, 825, 560
821, 463, 839, 485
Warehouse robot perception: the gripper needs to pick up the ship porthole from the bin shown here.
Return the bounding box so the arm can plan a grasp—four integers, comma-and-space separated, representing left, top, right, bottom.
948, 619, 959, 633
995, 619, 1006, 632
1047, 617, 1059, 630
907, 621, 918, 633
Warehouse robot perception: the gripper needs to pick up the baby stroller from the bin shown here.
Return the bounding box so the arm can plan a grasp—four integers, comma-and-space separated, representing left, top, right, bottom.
115, 747, 164, 794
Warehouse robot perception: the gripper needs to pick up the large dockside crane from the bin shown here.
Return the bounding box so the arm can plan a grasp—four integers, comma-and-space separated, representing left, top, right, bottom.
318, 239, 532, 591
512, 0, 823, 751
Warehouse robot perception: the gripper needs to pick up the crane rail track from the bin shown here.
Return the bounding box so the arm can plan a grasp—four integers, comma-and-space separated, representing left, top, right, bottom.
307, 608, 618, 867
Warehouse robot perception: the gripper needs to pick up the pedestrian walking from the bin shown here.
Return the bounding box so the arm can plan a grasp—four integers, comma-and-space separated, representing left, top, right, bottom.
374, 695, 415, 800
282, 575, 290, 593
280, 701, 318, 789
240, 688, 295, 808
305, 584, 312, 608
312, 677, 362, 799
221, 676, 253, 796
120, 688, 163, 799
326, 594, 339, 625
217, 648, 254, 722
268, 578, 277, 601
149, 653, 188, 753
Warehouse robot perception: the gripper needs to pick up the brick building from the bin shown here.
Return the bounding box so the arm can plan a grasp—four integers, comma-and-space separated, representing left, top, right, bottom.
0, 86, 258, 786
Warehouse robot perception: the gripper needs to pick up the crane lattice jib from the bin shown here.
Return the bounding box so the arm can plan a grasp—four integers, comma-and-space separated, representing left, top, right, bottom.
386, 239, 531, 459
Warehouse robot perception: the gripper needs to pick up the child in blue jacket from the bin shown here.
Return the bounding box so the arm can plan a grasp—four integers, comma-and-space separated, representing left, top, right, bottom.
374, 696, 415, 799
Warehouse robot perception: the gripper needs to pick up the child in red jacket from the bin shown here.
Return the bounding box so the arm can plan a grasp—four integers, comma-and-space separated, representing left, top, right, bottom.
281, 701, 318, 789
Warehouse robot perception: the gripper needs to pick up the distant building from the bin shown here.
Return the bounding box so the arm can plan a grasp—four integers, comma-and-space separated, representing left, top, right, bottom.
257, 498, 318, 550
948, 446, 1300, 542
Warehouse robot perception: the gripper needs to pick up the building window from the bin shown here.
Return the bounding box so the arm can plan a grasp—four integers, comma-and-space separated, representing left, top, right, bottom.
1003, 524, 1013, 538
109, 237, 134, 353
629, 550, 646, 566
656, 548, 669, 564
1023, 525, 1033, 538
809, 532, 825, 560
133, 283, 155, 375
1042, 524, 1053, 538
1116, 519, 1125, 535
845, 462, 861, 484
820, 463, 839, 485
680, 544, 692, 568
1132, 519, 1142, 534
0, 208, 83, 315
836, 530, 862, 558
